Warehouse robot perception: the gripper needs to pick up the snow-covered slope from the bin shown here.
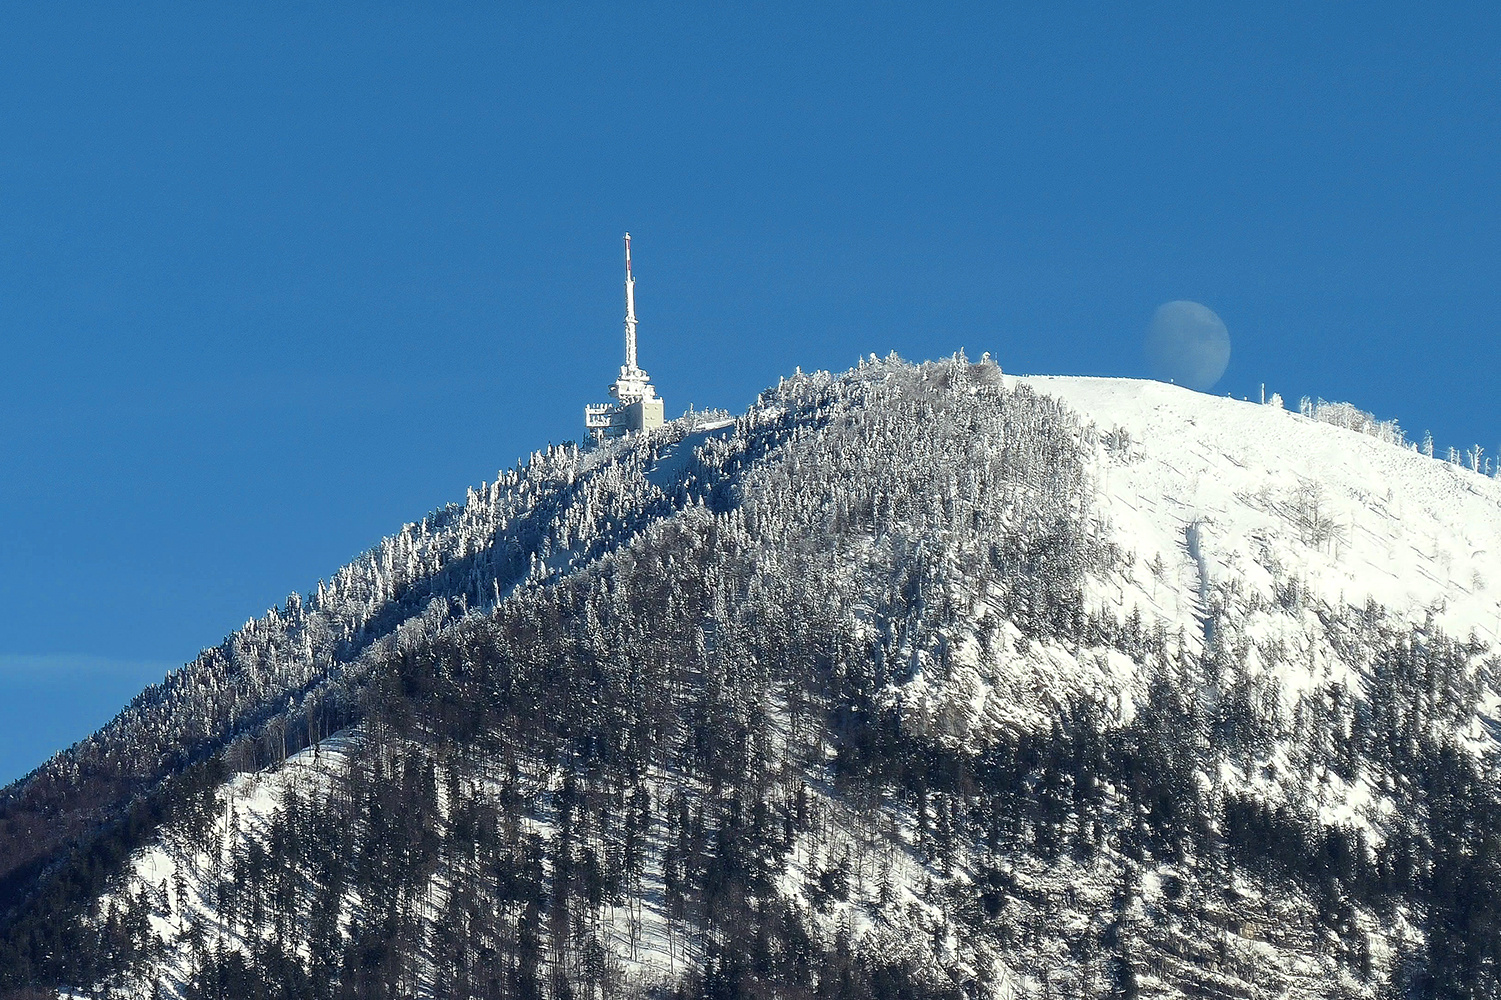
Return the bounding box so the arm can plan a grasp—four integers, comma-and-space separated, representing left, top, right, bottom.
1029, 376, 1501, 649
11, 357, 1501, 1000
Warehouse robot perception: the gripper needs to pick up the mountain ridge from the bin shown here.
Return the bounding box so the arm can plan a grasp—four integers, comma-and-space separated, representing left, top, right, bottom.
3, 354, 1500, 999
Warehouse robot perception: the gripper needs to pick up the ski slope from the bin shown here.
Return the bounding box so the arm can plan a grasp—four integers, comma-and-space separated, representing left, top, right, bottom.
1024, 376, 1501, 648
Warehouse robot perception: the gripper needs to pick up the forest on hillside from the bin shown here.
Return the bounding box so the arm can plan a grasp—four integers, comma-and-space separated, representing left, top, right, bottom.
2, 358, 1501, 999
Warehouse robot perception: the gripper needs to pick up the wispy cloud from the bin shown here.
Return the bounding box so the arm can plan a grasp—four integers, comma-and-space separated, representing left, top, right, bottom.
0, 653, 177, 679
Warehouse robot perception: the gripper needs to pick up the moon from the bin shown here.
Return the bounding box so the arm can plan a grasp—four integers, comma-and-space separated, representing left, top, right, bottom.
1144, 300, 1230, 391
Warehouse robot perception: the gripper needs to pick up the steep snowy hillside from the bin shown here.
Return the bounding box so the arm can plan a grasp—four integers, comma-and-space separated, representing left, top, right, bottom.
1032, 375, 1501, 650
3, 356, 1501, 1000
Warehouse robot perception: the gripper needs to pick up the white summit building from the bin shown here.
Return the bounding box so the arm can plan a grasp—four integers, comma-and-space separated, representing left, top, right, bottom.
585, 233, 665, 442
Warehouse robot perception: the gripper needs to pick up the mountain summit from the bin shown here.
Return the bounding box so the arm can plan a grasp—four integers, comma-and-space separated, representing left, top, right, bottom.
3, 354, 1500, 999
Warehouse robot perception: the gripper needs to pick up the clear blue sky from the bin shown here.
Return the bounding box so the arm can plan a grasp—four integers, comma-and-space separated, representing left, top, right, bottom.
2, 4, 1498, 783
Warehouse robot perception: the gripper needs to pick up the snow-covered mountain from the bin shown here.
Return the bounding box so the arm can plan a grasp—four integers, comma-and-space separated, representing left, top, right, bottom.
3, 354, 1500, 1000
